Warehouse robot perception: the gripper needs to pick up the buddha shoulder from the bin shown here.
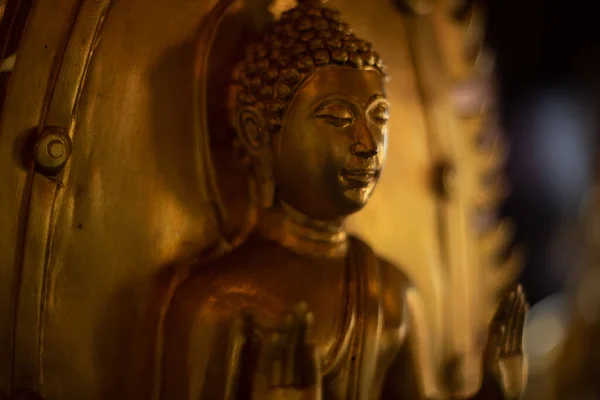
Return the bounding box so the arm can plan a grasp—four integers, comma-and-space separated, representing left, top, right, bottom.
161, 241, 281, 399
377, 255, 412, 330
166, 234, 341, 333
166, 240, 286, 327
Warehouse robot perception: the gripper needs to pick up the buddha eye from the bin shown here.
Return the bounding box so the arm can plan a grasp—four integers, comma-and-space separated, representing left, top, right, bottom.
371, 105, 389, 125
315, 104, 354, 128
317, 115, 353, 128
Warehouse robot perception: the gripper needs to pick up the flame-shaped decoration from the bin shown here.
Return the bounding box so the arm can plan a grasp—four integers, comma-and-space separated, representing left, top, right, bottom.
407, 0, 523, 395
341, 0, 522, 397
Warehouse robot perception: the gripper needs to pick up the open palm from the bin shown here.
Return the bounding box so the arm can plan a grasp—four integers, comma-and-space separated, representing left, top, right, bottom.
486, 285, 529, 399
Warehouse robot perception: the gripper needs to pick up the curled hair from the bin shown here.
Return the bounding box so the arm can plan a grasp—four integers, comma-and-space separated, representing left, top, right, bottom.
230, 0, 386, 133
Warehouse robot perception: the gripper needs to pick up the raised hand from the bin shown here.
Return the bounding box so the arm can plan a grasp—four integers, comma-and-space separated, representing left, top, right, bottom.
486, 285, 529, 399
253, 302, 322, 400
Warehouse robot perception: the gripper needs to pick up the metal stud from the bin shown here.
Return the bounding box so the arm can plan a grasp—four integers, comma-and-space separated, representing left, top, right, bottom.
34, 126, 72, 176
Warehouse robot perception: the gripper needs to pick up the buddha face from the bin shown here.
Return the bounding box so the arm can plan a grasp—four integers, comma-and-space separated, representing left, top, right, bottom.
270, 65, 389, 220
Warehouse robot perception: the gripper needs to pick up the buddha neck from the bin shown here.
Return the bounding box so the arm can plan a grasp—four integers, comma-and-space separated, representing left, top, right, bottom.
258, 201, 348, 259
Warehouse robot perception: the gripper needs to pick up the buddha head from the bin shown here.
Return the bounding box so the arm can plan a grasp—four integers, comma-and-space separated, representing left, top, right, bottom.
230, 0, 389, 221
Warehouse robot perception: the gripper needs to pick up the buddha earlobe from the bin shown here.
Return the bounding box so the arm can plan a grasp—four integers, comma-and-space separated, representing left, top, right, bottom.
236, 106, 275, 208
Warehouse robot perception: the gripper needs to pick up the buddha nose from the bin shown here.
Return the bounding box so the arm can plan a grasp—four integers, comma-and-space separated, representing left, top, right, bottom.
351, 125, 379, 159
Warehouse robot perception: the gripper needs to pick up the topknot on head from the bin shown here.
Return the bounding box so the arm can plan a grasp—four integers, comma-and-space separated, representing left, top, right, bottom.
230, 1, 386, 133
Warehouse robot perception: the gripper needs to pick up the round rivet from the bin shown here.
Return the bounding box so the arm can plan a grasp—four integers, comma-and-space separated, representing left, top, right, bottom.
434, 160, 458, 199
34, 126, 72, 176
48, 140, 64, 159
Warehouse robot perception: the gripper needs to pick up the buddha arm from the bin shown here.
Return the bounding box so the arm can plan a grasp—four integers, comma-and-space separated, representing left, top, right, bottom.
161, 293, 254, 400
468, 374, 505, 400
471, 358, 527, 400
379, 333, 423, 400
377, 260, 422, 399
162, 297, 324, 400
379, 345, 515, 400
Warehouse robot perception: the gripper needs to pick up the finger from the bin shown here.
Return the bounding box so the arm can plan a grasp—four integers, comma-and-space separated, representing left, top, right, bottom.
509, 288, 525, 344
496, 288, 517, 329
296, 329, 318, 388
493, 286, 518, 354
513, 291, 528, 352
497, 328, 505, 351
295, 302, 312, 336
508, 287, 521, 324
505, 289, 521, 335
297, 311, 314, 349
294, 303, 314, 387
268, 332, 283, 386
503, 289, 521, 354
295, 302, 309, 322
507, 289, 522, 353
282, 313, 296, 386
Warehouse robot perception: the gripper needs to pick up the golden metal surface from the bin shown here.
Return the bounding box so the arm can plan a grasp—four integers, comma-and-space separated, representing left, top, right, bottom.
0, 0, 527, 398
2, 0, 220, 397
10, 0, 110, 394
0, 0, 80, 394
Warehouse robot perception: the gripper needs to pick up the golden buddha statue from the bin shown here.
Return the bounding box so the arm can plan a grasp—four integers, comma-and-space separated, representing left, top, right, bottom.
0, 0, 527, 398
160, 1, 528, 399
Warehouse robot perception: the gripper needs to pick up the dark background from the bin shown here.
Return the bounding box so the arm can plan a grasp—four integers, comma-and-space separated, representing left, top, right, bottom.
486, 0, 600, 306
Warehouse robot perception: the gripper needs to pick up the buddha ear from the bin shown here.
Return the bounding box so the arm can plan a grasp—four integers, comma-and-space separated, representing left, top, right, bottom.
235, 106, 275, 208
235, 106, 268, 156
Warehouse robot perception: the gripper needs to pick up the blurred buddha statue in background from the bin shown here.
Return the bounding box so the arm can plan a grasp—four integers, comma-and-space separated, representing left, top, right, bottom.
551, 181, 600, 400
